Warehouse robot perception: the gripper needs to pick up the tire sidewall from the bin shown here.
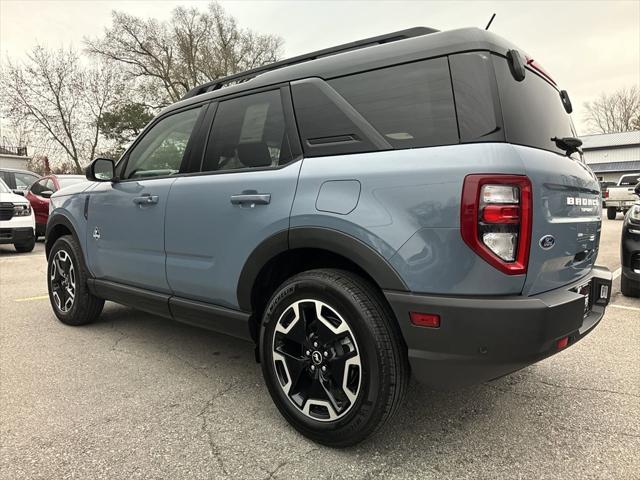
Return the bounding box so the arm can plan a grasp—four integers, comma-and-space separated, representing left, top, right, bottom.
260, 273, 386, 440
47, 236, 87, 323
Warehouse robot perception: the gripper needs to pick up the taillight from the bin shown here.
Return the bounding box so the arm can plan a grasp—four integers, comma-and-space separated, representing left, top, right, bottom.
461, 175, 532, 275
603, 190, 609, 199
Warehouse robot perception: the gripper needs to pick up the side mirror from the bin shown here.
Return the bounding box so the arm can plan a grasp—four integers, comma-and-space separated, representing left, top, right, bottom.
40, 190, 53, 199
634, 182, 640, 197
86, 158, 116, 182
12, 189, 25, 196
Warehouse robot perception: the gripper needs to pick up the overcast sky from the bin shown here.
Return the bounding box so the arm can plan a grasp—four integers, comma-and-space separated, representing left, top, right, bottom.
1, 0, 639, 133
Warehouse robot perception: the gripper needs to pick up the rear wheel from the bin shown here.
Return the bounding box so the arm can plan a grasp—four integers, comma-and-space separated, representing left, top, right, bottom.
621, 273, 640, 297
47, 235, 104, 325
607, 207, 617, 220
260, 269, 408, 447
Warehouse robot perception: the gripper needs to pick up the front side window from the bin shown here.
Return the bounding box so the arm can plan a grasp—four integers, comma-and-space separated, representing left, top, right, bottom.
202, 90, 292, 172
44, 179, 55, 193
123, 107, 201, 180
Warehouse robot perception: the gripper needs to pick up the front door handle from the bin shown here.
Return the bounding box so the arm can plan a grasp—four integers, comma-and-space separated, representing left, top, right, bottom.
133, 194, 159, 205
230, 193, 271, 206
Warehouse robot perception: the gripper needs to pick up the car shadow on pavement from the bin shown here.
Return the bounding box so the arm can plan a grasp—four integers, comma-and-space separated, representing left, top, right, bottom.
88, 302, 520, 449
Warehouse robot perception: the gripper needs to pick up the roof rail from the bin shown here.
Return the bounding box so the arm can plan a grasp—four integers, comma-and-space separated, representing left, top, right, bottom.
181, 26, 438, 100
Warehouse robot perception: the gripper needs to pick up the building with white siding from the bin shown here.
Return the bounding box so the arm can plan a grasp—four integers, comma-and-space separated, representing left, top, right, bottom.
580, 131, 640, 183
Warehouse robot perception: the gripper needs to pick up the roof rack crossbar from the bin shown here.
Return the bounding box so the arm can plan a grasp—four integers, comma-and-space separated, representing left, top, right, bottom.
181, 26, 438, 100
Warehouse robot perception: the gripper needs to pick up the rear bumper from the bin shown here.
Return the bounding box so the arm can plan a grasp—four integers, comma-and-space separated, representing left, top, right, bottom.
0, 227, 35, 245
384, 266, 612, 389
605, 200, 635, 209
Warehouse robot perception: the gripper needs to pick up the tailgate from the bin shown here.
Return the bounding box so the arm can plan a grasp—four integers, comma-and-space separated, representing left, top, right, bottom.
514, 146, 602, 296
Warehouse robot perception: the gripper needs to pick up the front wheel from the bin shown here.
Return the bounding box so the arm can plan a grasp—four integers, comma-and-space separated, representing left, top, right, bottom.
260, 269, 408, 447
607, 207, 617, 220
47, 235, 104, 326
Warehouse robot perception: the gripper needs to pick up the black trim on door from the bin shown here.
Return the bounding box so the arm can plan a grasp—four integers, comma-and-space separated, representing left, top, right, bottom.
86, 278, 252, 341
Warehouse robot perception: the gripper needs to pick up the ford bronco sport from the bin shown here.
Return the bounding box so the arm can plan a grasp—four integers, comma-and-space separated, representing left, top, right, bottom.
45, 27, 612, 446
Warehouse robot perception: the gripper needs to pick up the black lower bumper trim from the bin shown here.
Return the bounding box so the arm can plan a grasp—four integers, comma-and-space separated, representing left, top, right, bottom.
384, 266, 612, 389
0, 227, 34, 245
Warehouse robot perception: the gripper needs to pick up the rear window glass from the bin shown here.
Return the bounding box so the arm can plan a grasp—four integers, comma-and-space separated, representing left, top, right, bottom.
619, 174, 640, 186
329, 57, 458, 149
493, 55, 574, 155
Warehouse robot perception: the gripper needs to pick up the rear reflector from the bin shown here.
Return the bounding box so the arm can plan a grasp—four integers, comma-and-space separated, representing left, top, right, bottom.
410, 312, 440, 328
556, 336, 569, 350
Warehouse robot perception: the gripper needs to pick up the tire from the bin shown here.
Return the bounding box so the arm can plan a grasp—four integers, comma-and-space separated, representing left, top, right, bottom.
621, 273, 640, 297
14, 237, 35, 253
607, 207, 617, 220
47, 235, 104, 326
260, 269, 409, 447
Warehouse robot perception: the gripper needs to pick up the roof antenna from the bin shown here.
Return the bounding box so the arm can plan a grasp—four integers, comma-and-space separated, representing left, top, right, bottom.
485, 13, 496, 30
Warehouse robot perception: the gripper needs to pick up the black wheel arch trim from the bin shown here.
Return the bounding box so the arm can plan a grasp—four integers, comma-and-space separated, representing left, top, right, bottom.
45, 213, 82, 260
237, 226, 409, 312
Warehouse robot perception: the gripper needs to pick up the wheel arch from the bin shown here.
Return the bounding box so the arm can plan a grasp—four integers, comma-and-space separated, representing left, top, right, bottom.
238, 227, 408, 342
45, 214, 81, 260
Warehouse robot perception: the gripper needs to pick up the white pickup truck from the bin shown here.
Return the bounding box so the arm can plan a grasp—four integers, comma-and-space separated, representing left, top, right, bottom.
605, 172, 640, 219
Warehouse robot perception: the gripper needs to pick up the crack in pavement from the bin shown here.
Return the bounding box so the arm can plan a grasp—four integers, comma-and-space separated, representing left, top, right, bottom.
197, 382, 237, 478
537, 379, 640, 399
261, 447, 319, 480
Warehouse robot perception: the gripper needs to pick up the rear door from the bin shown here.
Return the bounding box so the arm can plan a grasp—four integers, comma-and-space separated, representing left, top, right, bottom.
86, 105, 205, 292
165, 86, 302, 310
492, 54, 602, 295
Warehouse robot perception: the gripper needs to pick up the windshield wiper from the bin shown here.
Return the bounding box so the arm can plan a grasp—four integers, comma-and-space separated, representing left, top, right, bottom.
551, 136, 582, 156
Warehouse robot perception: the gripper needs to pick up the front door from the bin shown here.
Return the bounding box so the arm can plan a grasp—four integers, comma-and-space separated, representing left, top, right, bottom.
86, 106, 204, 292
165, 88, 302, 309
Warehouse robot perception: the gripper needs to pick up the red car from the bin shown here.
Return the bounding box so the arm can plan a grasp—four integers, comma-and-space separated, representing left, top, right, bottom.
26, 174, 86, 236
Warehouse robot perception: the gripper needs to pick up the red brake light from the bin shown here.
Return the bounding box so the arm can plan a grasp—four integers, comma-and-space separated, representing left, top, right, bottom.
482, 205, 520, 224
460, 175, 532, 275
603, 190, 609, 199
525, 56, 556, 85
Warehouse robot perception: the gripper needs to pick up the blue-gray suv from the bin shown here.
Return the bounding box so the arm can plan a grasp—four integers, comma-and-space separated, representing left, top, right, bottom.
45, 27, 613, 446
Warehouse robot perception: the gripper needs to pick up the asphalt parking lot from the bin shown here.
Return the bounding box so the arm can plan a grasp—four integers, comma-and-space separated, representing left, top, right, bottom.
1, 218, 638, 480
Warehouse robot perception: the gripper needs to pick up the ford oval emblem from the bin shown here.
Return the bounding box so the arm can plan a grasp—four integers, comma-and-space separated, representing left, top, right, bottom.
539, 235, 555, 250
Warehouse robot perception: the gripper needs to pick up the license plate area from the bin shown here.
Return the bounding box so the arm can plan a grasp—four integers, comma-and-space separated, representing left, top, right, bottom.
571, 281, 592, 317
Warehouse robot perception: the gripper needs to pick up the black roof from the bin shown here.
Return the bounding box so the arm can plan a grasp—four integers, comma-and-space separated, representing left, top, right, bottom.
167, 27, 520, 114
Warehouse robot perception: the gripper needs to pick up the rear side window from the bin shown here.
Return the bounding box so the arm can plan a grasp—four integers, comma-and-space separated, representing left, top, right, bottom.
492, 55, 574, 155
329, 57, 458, 149
292, 58, 458, 157
202, 89, 293, 172
15, 172, 38, 190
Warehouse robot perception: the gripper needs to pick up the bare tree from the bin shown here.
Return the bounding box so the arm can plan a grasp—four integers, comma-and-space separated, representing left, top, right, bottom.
85, 1, 283, 107
583, 85, 640, 134
1, 46, 122, 172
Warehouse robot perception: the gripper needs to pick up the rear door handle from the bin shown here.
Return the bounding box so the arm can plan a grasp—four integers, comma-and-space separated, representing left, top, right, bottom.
133, 194, 159, 205
230, 193, 271, 206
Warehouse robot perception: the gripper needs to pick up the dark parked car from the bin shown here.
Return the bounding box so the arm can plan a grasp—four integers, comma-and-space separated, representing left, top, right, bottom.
26, 174, 86, 236
0, 167, 40, 194
621, 183, 640, 297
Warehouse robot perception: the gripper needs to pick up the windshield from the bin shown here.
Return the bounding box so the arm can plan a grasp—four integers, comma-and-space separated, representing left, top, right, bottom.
57, 176, 85, 189
0, 178, 11, 193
